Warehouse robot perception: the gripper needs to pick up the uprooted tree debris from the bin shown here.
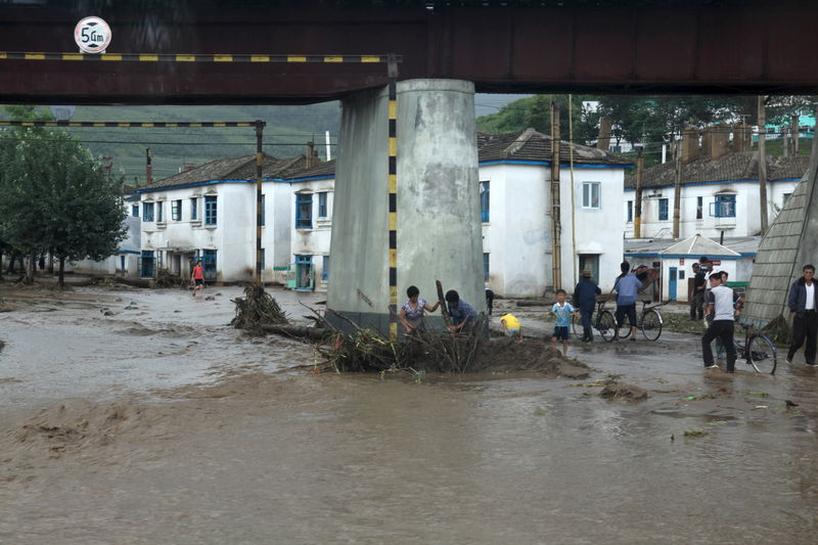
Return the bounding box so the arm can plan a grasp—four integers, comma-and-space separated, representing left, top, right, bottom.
231, 286, 289, 334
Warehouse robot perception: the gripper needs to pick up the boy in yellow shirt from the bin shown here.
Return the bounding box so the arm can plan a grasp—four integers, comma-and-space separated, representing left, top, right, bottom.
500, 313, 522, 341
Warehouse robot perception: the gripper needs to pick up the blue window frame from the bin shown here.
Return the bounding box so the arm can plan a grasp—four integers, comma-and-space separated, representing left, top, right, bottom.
479, 181, 490, 222
190, 197, 198, 220
712, 194, 736, 218
627, 200, 633, 223
483, 252, 490, 282
295, 254, 313, 290
658, 198, 669, 221
171, 199, 182, 221
322, 255, 330, 282
204, 195, 217, 225
142, 202, 154, 222
202, 249, 217, 281
131, 204, 139, 217
296, 193, 313, 229
318, 192, 328, 218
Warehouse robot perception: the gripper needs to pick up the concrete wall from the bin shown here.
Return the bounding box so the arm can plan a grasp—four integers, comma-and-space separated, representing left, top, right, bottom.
625, 179, 799, 240
328, 79, 484, 332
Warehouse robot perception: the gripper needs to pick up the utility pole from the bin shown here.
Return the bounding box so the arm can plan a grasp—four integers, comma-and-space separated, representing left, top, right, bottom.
255, 120, 266, 287
672, 136, 682, 239
634, 147, 644, 238
792, 113, 800, 155
145, 148, 152, 185
758, 96, 769, 234
550, 101, 562, 291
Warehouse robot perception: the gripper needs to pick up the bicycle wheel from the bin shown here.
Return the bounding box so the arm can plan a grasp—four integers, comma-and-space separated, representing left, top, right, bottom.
617, 318, 632, 340
641, 309, 663, 341
597, 310, 618, 343
748, 334, 778, 374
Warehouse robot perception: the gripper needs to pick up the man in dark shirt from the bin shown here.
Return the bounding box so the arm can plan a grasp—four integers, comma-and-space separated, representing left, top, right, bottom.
573, 270, 601, 342
690, 263, 706, 320
445, 290, 477, 334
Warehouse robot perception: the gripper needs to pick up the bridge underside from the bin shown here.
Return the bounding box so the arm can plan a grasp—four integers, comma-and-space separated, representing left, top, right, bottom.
1, 0, 817, 104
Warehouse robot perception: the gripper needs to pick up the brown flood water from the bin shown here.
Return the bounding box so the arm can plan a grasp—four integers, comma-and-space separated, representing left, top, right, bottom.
1, 285, 817, 544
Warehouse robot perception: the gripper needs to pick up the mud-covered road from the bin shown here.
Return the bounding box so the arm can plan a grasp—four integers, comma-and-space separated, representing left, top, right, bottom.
1, 284, 816, 544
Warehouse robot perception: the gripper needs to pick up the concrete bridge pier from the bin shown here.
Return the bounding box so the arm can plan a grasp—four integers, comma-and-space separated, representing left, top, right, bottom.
327, 79, 485, 334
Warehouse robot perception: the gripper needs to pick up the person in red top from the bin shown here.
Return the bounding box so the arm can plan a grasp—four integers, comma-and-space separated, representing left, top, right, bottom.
191, 260, 205, 297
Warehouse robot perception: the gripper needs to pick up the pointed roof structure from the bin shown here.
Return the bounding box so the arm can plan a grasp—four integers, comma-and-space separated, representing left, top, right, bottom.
660, 234, 740, 257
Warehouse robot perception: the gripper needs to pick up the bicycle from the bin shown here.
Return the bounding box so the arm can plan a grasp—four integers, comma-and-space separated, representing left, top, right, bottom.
730, 323, 778, 374
613, 300, 664, 342
571, 299, 618, 342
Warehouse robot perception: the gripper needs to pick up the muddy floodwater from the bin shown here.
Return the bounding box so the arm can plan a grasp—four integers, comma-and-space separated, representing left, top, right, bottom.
1, 284, 817, 544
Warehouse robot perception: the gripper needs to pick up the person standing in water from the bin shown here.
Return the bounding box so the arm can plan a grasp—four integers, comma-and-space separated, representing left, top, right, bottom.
191, 260, 205, 298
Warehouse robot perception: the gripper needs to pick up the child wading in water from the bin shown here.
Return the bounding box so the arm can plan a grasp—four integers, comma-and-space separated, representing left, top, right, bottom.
551, 289, 576, 355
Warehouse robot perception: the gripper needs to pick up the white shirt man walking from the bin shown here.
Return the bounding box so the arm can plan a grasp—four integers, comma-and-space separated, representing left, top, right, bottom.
786, 264, 818, 366
702, 274, 737, 373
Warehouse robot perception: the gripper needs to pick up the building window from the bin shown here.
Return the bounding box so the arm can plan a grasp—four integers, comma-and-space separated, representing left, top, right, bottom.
156, 201, 164, 223
483, 252, 490, 282
712, 194, 736, 218
296, 193, 313, 229
582, 182, 601, 209
322, 255, 330, 283
696, 196, 703, 220
260, 194, 265, 227
658, 198, 669, 221
142, 202, 155, 222
171, 200, 182, 221
131, 204, 139, 217
318, 192, 328, 218
480, 181, 490, 222
626, 200, 633, 223
190, 197, 198, 220
204, 196, 217, 225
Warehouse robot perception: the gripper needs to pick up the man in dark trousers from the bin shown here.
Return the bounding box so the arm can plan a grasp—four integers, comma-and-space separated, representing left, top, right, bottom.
786, 264, 817, 366
573, 269, 601, 342
702, 273, 737, 373
689, 263, 706, 320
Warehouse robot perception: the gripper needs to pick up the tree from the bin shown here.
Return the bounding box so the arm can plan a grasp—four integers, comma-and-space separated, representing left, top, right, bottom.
477, 94, 599, 144
0, 122, 127, 287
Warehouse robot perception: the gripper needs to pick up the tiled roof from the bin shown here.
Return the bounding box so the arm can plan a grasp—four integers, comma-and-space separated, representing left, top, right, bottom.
285, 160, 337, 180
144, 154, 307, 190
625, 152, 809, 189
662, 234, 740, 257
477, 128, 629, 165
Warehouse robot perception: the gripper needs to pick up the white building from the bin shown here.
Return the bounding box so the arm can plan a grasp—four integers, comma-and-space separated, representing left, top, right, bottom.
279, 128, 629, 296
134, 154, 305, 282
68, 194, 142, 278
624, 150, 805, 240
477, 129, 629, 295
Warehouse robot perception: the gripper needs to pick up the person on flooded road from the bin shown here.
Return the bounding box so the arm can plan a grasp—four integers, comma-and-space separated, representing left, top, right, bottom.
191, 260, 205, 298
398, 285, 440, 334
702, 273, 737, 373
573, 269, 601, 342
690, 263, 706, 321
445, 290, 477, 334
613, 261, 641, 341
551, 289, 576, 355
786, 264, 818, 366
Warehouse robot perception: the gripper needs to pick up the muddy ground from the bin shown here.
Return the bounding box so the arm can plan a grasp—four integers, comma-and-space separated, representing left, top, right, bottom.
1, 282, 817, 544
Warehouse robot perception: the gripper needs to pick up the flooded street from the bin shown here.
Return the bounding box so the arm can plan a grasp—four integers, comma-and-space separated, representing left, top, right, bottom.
1, 285, 817, 544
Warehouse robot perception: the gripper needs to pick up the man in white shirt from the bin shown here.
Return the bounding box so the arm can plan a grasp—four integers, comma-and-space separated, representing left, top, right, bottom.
786, 264, 817, 366
702, 274, 737, 372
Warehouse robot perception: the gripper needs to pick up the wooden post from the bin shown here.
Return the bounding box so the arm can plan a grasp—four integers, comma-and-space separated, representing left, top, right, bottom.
550, 101, 562, 291
792, 113, 800, 155
672, 137, 682, 239
758, 96, 769, 234
634, 147, 644, 239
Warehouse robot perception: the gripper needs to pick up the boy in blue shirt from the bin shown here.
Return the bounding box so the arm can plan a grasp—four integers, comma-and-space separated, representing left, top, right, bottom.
551, 289, 576, 355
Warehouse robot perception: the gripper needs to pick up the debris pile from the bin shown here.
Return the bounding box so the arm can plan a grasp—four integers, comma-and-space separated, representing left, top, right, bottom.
155, 269, 188, 289
231, 286, 289, 334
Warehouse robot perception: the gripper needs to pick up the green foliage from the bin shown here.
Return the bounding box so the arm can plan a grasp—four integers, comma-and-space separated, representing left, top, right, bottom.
477, 95, 599, 144
0, 117, 127, 285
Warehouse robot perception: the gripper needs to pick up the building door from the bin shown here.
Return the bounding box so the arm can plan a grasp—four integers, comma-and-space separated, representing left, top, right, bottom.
140, 250, 155, 278
202, 250, 217, 281
578, 254, 600, 284
120, 255, 126, 274
669, 266, 678, 301
295, 255, 313, 290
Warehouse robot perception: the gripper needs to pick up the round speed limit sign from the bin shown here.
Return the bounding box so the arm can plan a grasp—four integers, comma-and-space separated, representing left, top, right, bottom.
74, 16, 112, 54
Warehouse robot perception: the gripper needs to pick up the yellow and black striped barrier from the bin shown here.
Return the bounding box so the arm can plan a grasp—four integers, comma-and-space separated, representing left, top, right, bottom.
0, 120, 259, 128
387, 78, 398, 340
0, 52, 400, 64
